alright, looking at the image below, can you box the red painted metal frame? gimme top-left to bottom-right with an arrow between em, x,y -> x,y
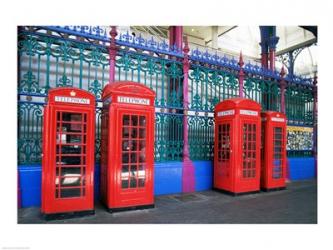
261,111 -> 287,190
214,98 -> 261,194
41,87 -> 95,215
101,81 -> 155,210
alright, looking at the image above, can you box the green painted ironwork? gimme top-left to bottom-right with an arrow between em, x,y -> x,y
285,84 -> 314,126
17,28 -> 316,165
244,77 -> 281,112
155,113 -> 183,161
18,32 -> 109,98
187,65 -> 238,161
287,150 -> 313,157
188,115 -> 214,160
115,51 -> 183,108
188,65 -> 239,111
18,102 -> 44,164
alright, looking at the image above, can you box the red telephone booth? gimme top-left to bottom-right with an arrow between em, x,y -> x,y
41,87 -> 95,219
261,111 -> 287,191
101,81 -> 155,212
214,98 -> 261,195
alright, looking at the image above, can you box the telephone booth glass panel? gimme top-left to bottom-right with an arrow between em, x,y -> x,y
242,123 -> 257,179
273,127 -> 283,179
55,111 -> 87,199
121,114 -> 147,190
42,88 -> 95,217
217,123 -> 231,178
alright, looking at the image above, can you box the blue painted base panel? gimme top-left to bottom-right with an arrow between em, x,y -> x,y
288,157 -> 315,180
18,158 -> 315,208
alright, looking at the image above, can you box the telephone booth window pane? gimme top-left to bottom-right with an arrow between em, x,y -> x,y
131,128 -> 138,138
139,116 -> 146,126
122,128 -> 129,138
242,123 -> 256,178
139,128 -> 145,138
273,127 -> 283,179
139,151 -> 146,163
55,111 -> 87,199
131,116 -> 138,126
122,140 -> 130,151
139,140 -> 145,150
131,153 -> 137,163
122,153 -> 129,163
60,189 -> 81,198
123,115 -> 130,125
132,141 -> 137,151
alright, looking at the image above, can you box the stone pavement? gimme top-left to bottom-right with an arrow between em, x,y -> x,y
18,179 -> 317,224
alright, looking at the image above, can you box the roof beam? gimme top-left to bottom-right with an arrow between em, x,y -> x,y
276,37 -> 317,56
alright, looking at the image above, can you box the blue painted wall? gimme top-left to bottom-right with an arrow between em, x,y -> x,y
18,165 -> 42,208
154,161 -> 182,195
17,157 -> 315,208
193,161 -> 213,191
288,158 -> 316,180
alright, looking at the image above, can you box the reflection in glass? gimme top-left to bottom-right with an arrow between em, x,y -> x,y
131,128 -> 138,138
130,177 -> 137,188
139,116 -> 146,126
139,140 -> 145,150
139,128 -> 145,138
60,188 -> 81,198
131,116 -> 138,126
122,128 -> 129,138
123,115 -> 130,125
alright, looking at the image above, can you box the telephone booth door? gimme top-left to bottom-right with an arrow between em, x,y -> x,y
261,111 -> 287,190
101,81 -> 155,212
214,98 -> 261,195
41,88 -> 95,218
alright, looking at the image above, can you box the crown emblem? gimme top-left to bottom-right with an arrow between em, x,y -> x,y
70,91 -> 76,97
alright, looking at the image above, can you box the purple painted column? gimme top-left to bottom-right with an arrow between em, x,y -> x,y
313,74 -> 318,178
280,66 -> 286,113
109,26 -> 117,83
182,36 -> 195,193
238,51 -> 245,98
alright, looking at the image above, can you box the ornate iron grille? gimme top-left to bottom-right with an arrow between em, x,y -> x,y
17,26 -> 316,164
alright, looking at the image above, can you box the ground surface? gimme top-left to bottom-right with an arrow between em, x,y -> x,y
18,179 -> 317,224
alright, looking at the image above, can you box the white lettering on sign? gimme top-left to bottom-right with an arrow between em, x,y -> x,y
117,96 -> 150,105
217,110 -> 235,117
240,109 -> 258,116
271,117 -> 285,122
55,96 -> 90,105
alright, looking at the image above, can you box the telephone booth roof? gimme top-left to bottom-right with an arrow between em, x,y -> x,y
261,111 -> 286,119
47,87 -> 95,106
102,81 -> 156,100
215,98 -> 261,111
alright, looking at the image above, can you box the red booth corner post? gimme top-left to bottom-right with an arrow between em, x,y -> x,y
42,87 -> 95,220
101,81 -> 156,212
214,98 -> 261,195
261,111 -> 287,191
